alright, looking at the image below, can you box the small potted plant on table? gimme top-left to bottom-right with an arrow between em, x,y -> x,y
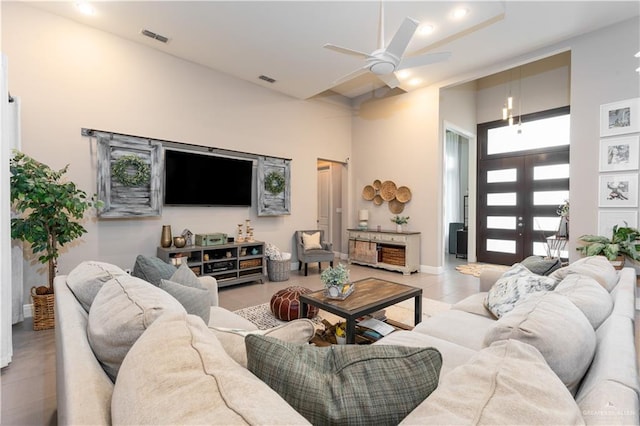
391,215 -> 409,232
321,263 -> 353,299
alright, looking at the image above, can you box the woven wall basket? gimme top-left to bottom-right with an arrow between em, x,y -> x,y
396,186 -> 412,203
380,180 -> 397,201
362,185 -> 375,201
389,198 -> 405,214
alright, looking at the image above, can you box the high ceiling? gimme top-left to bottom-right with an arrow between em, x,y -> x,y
25,1 -> 640,100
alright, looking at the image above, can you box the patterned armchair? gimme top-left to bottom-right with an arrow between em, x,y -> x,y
295,230 -> 334,276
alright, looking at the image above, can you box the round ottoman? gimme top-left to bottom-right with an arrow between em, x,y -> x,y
270,286 -> 319,321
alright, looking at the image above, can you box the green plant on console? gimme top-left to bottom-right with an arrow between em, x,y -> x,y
10,151 -> 102,290
391,215 -> 410,225
576,225 -> 640,261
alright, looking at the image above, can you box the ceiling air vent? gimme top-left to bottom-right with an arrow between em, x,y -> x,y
258,75 -> 276,83
140,29 -> 169,44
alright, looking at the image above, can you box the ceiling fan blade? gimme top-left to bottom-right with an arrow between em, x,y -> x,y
332,66 -> 370,86
397,51 -> 452,70
323,43 -> 369,58
385,17 -> 419,60
377,72 -> 401,89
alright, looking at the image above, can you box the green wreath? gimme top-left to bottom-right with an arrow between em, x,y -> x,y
111,155 -> 151,187
264,170 -> 286,194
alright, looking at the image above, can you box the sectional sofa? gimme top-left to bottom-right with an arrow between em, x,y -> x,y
55,255 -> 638,425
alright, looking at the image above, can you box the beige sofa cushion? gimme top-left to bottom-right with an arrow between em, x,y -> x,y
451,292 -> 493,318
400,339 -> 585,425
550,255 -> 618,291
414,309 -> 496,351
112,312 -> 310,425
66,261 -> 128,312
246,335 -> 441,426
88,275 -> 185,381
484,292 -> 596,395
610,268 -> 637,320
554,274 -> 613,328
209,319 -> 315,368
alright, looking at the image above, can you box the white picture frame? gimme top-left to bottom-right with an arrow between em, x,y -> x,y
600,97 -> 640,137
599,135 -> 640,172
598,173 -> 638,207
598,210 -> 638,237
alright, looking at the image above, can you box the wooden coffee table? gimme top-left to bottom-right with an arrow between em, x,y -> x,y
299,277 -> 422,344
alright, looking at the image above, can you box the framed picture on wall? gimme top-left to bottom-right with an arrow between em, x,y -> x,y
600,97 -> 640,137
598,173 -> 638,207
598,210 -> 638,238
599,135 -> 639,172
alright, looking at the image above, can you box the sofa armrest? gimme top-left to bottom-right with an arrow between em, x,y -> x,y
479,269 -> 504,292
197,275 -> 219,307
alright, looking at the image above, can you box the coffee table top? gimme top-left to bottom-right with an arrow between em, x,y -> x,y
299,277 -> 422,319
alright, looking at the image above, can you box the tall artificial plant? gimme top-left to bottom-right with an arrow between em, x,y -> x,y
10,151 -> 99,290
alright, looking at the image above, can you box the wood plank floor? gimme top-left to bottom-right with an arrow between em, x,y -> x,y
0,255 -> 524,425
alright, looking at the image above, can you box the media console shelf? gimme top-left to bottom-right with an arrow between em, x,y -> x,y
157,241 -> 265,288
347,229 -> 420,275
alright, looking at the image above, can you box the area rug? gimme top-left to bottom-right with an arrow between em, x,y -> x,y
456,263 -> 510,277
233,297 -> 451,330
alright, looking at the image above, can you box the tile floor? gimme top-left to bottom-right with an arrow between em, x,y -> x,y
0,255 -> 496,425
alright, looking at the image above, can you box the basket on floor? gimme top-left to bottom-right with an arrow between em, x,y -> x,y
267,259 -> 290,282
31,287 -> 55,331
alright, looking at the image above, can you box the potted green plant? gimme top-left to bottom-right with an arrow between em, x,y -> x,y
391,215 -> 409,232
10,151 -> 100,292
576,224 -> 640,268
321,263 -> 352,299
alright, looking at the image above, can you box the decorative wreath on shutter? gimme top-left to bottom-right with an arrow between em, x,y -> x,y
264,171 -> 286,194
111,155 -> 151,187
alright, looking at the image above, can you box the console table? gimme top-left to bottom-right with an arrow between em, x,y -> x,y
347,229 -> 420,275
157,241 -> 265,288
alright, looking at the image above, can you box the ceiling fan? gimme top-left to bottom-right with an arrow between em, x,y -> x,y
323,2 -> 451,89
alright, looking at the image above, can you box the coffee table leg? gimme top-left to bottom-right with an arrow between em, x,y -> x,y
346,319 -> 356,344
414,296 -> 422,325
300,301 -> 308,319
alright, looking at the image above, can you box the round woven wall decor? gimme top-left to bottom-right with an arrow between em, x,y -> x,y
362,185 -> 375,200
396,186 -> 412,203
380,180 -> 397,201
389,198 -> 405,214
372,179 -> 382,190
373,194 -> 383,205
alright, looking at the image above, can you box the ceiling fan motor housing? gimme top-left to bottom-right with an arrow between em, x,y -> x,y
367,50 -> 400,75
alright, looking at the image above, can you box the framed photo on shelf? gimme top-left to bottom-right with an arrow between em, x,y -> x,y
599,135 -> 640,172
598,210 -> 638,238
598,173 -> 638,207
600,97 -> 640,137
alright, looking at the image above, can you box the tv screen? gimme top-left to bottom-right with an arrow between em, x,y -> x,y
164,150 -> 253,206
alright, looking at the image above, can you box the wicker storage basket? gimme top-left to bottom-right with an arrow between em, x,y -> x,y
267,258 -> 290,282
31,287 -> 55,331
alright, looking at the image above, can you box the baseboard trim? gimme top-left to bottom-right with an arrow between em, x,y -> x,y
421,265 -> 443,275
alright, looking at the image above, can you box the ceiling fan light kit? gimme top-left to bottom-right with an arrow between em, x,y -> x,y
323,2 -> 451,91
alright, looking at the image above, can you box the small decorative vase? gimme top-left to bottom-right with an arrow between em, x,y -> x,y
396,224 -> 403,233
336,335 -> 347,345
161,225 -> 172,248
173,236 -> 186,248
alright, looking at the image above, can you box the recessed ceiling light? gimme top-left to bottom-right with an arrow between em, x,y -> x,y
397,70 -> 410,80
408,78 -> 422,86
635,51 -> 640,58
418,24 -> 434,36
75,1 -> 95,16
451,7 -> 468,20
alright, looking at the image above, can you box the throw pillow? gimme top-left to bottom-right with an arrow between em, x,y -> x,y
88,275 -> 185,381
169,262 -> 203,289
484,292 -> 596,395
65,261 -> 128,312
160,279 -> 211,324
484,263 -> 558,318
401,339 -> 584,425
554,274 -> 613,329
131,254 -> 176,286
209,319 -> 315,367
245,335 -> 442,426
112,312 -> 310,425
520,255 -> 562,276
550,255 -> 618,291
302,232 -> 322,250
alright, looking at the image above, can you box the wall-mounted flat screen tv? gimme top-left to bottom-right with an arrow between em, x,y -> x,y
164,150 -> 253,206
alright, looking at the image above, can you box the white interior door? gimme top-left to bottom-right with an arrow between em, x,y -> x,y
317,167 -> 331,241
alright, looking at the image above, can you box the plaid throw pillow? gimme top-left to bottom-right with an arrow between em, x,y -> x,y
246,335 -> 442,425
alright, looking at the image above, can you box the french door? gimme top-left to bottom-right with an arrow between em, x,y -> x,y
476,107 -> 570,265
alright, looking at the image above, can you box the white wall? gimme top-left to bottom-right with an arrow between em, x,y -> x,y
1,3 -> 352,297
569,17 -> 640,261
